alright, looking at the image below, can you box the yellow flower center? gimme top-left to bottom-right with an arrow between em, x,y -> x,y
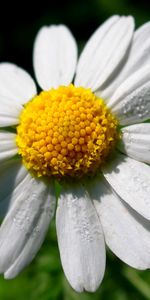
16,84 -> 118,178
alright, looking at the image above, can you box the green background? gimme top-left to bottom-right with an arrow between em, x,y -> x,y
0,0 -> 150,299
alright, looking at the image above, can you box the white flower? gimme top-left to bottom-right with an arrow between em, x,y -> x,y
0,15 -> 150,293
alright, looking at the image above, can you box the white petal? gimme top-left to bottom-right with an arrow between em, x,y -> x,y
88,177 -> 150,269
100,22 -> 150,99
118,123 -> 150,163
33,25 -> 77,90
0,131 -> 18,162
0,159 -> 27,217
0,63 -> 37,104
0,63 -> 37,127
0,96 -> 22,126
108,66 -> 150,125
0,159 -> 27,204
56,184 -> 105,292
75,16 -> 134,91
0,175 -> 56,276
102,152 -> 150,220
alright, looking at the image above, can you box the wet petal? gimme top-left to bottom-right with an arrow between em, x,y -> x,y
108,66 -> 150,125
56,184 -> 105,292
89,177 -> 150,269
102,152 -> 150,220
118,123 -> 150,164
0,175 -> 56,276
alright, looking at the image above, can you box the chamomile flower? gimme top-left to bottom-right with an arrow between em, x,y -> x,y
0,15 -> 150,292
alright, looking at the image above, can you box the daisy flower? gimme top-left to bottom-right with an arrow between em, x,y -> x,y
0,15 -> 150,293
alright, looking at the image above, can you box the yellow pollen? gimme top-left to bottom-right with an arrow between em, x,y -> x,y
16,84 -> 119,178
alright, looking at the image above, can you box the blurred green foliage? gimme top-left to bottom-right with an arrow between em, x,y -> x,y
0,221 -> 150,300
0,0 -> 150,299
1,0 -> 150,72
